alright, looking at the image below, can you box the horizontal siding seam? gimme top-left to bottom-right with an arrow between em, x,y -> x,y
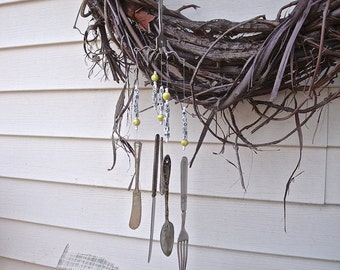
190,241 -> 340,264
0,175 -> 125,192
0,217 -> 339,264
0,0 -> 33,7
0,133 -> 112,141
0,88 -> 119,94
0,216 -> 147,246
0,134 -> 334,149
0,40 -> 83,51
0,175 -> 330,207
0,256 -> 55,270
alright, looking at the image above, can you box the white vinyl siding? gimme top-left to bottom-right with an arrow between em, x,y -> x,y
0,0 -> 339,269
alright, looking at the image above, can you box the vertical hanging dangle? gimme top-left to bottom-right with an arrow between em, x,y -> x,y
157,86 -> 165,124
132,84 -> 140,129
151,71 -> 159,110
181,107 -> 189,149
163,87 -> 171,142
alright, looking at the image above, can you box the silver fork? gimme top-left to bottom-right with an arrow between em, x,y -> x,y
177,156 -> 189,270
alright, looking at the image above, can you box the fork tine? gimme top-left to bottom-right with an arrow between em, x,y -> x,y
184,240 -> 188,268
183,242 -> 187,270
177,241 -> 182,269
177,241 -> 182,270
177,237 -> 188,270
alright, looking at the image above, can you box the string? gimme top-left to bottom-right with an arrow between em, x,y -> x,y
181,59 -> 189,149
163,54 -> 171,142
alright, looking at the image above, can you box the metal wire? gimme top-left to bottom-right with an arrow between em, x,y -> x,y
57,245 -> 119,270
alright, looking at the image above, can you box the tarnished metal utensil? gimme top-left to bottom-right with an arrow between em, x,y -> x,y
177,156 -> 189,270
129,141 -> 142,230
148,134 -> 160,263
159,137 -> 164,195
160,155 -> 174,256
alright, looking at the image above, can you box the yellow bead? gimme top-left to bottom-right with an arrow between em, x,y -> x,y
151,72 -> 159,82
162,91 -> 170,100
157,114 -> 164,121
181,139 -> 189,147
132,118 -> 140,126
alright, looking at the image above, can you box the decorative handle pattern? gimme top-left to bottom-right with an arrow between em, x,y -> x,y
159,137 -> 164,195
163,155 -> 171,219
180,156 -> 188,212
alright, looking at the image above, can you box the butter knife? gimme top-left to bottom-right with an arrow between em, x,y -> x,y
129,141 -> 142,230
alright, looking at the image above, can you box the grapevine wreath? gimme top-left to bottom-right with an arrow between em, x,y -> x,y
77,0 -> 340,215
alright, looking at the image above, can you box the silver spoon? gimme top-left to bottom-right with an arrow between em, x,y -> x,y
160,155 -> 174,256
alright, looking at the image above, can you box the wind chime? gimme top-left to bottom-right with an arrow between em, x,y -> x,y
77,0 -> 340,268
127,1 -> 190,269
130,0 -> 189,148
131,58 -> 189,148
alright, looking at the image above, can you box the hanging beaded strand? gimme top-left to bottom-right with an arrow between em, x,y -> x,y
180,59 -> 188,149
163,87 -> 170,142
151,71 -> 158,111
157,86 -> 165,124
162,52 -> 172,142
132,84 -> 140,129
181,107 -> 189,149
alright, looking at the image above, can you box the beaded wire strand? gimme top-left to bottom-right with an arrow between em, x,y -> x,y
132,84 -> 140,129
181,59 -> 189,149
163,55 -> 171,142
181,106 -> 188,149
158,85 -> 165,124
151,71 -> 158,111
163,87 -> 170,142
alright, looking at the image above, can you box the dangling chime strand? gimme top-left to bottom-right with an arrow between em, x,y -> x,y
163,54 -> 171,142
163,87 -> 170,142
181,107 -> 189,149
181,58 -> 189,148
157,86 -> 165,123
151,71 -> 158,110
132,84 -> 140,129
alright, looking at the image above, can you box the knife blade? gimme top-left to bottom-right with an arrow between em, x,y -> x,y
148,134 -> 160,262
129,141 -> 142,230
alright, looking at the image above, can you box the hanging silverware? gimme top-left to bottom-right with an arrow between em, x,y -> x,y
177,156 -> 189,270
148,134 -> 160,263
159,136 -> 164,195
129,141 -> 142,230
160,155 -> 174,256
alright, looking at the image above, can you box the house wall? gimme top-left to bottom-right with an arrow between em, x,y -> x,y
0,0 -> 339,269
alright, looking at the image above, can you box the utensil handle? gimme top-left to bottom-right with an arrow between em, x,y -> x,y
163,155 -> 171,218
180,156 -> 188,212
158,0 -> 163,32
152,134 -> 160,197
159,137 -> 164,195
134,141 -> 142,190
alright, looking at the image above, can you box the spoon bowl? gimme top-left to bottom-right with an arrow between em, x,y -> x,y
160,220 -> 174,256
